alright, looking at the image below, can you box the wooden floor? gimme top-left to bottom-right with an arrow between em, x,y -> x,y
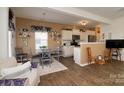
39,57 -> 124,86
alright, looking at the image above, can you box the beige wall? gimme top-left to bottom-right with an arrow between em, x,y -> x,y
80,43 -> 105,64
16,17 -> 99,56
16,17 -> 76,55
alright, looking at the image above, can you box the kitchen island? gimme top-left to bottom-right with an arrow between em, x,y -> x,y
74,42 -> 106,66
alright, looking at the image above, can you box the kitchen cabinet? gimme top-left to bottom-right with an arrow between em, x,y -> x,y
80,32 -> 86,41
72,29 -> 80,35
62,30 -> 72,40
80,30 -> 96,42
62,46 -> 74,57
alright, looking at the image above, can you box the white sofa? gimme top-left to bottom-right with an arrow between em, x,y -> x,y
0,57 -> 40,86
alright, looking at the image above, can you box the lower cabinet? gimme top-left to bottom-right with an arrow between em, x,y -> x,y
62,46 -> 74,57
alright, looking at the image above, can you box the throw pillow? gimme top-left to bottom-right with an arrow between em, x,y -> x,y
1,62 -> 31,79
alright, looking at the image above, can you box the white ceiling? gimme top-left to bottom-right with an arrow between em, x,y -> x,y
12,7 -> 124,27
12,7 -> 99,26
12,7 -> 82,24
77,7 -> 124,19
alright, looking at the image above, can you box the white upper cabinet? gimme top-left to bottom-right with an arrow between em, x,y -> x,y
72,29 -> 80,35
80,31 -> 86,41
62,30 -> 72,40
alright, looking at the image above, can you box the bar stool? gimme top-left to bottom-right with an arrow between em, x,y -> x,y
86,47 -> 96,64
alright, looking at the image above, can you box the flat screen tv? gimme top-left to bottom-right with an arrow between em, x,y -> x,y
106,39 -> 124,48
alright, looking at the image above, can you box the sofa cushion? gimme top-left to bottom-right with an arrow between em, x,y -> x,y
1,61 -> 31,79
0,57 -> 17,69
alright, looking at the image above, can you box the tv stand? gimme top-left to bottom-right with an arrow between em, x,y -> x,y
109,48 -> 121,62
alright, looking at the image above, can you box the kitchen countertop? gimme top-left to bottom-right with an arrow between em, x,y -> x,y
80,42 -> 105,44
74,46 -> 80,48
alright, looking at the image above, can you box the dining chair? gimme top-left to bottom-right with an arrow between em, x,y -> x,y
104,49 -> 111,63
51,46 -> 63,61
86,47 -> 96,64
15,47 -> 29,63
40,48 -> 52,68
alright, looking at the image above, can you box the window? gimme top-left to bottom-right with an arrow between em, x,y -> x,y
35,32 -> 48,50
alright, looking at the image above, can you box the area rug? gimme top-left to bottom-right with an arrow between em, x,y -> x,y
38,59 -> 68,76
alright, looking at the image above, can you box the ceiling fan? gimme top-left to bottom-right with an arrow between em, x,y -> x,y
79,20 -> 95,32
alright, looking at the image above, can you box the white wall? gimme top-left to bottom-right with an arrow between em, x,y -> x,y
101,16 -> 124,61
8,31 -> 16,57
0,7 -> 9,59
101,16 -> 124,39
